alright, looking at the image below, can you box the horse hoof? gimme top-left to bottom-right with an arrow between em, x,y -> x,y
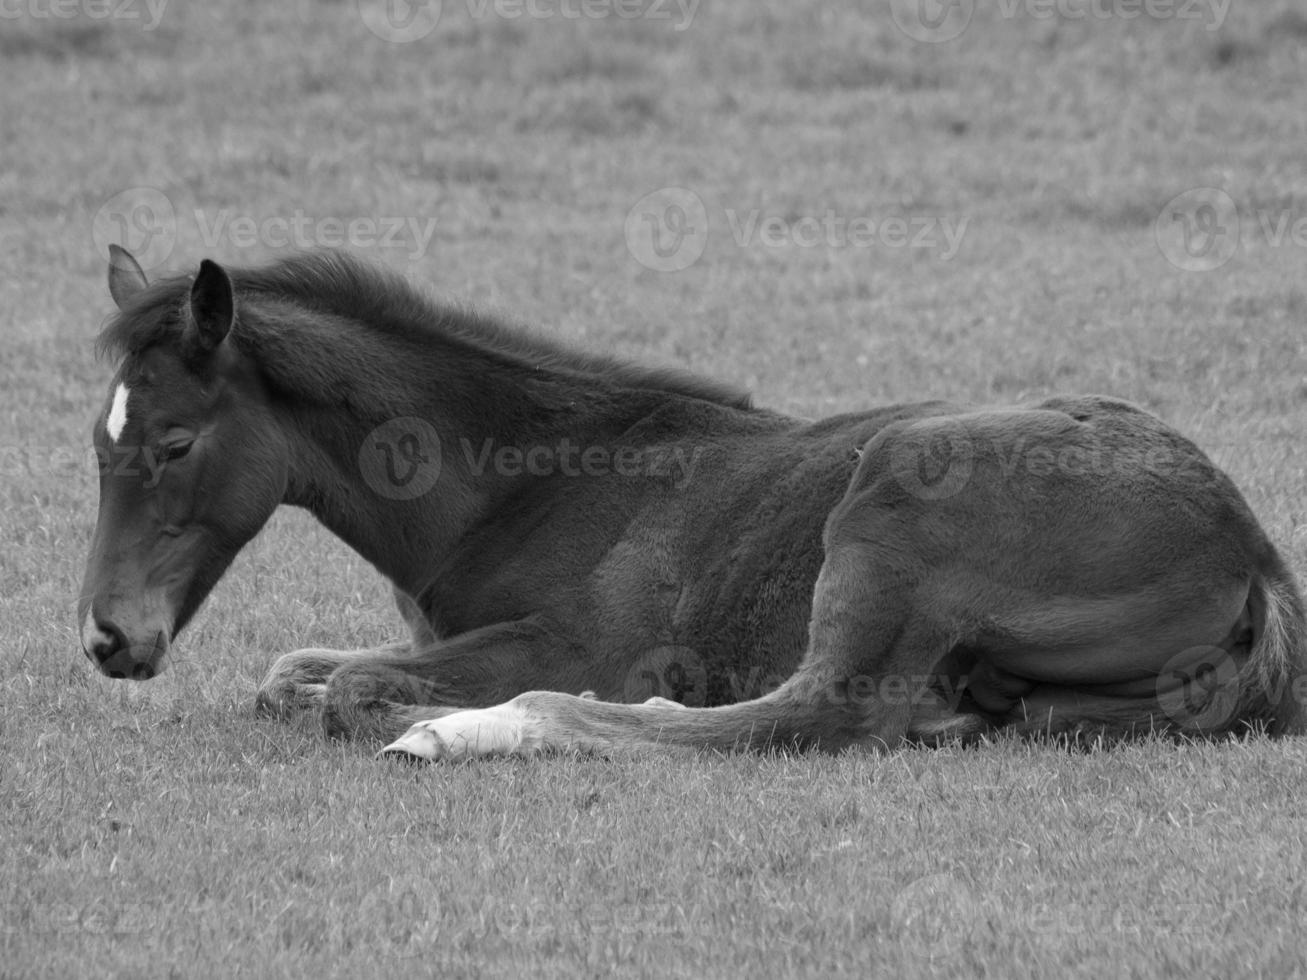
377,725 -> 444,762
255,682 -> 326,717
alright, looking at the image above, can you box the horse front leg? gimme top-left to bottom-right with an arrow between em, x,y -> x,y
319,617 -> 576,743
254,642 -> 410,717
254,586 -> 432,717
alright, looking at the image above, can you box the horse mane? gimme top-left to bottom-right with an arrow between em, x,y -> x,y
96,250 -> 753,412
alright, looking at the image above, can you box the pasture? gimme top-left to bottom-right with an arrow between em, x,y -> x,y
3,0 -> 1307,976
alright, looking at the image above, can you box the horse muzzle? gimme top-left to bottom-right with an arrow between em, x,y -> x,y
79,608 -> 169,681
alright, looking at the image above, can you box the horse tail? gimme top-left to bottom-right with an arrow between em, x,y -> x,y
1243,567 -> 1307,735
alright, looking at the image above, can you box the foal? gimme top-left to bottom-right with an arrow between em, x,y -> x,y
78,247 -> 1306,758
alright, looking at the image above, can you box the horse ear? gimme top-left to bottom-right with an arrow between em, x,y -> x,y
108,245 -> 148,309
187,258 -> 234,351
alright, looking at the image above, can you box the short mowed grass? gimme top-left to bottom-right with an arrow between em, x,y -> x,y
3,1 -> 1307,977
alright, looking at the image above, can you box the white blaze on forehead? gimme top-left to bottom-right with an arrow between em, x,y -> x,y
106,383 -> 130,443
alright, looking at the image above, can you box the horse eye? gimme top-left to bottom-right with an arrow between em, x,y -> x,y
160,439 -> 194,462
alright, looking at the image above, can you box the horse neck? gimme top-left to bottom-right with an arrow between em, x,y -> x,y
275,354 -> 659,598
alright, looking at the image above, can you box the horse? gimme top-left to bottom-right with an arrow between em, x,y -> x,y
79,245 -> 1307,761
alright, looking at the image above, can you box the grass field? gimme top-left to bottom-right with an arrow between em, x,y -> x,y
3,0 -> 1307,976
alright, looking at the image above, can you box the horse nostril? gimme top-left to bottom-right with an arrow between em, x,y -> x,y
84,617 -> 127,668
81,615 -> 164,681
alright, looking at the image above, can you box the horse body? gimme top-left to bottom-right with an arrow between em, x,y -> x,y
385,395 -> 1305,760
79,247 -> 1307,760
404,403 -> 945,706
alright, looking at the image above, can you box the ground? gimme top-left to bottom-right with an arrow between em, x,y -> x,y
2,1 -> 1306,976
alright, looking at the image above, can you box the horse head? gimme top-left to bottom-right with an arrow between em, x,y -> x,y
78,247 -> 287,679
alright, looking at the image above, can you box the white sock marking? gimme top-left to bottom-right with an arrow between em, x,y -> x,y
106,383 -> 130,443
378,702 -> 535,761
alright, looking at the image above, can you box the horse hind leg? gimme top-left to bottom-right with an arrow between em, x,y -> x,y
993,576 -> 1306,741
